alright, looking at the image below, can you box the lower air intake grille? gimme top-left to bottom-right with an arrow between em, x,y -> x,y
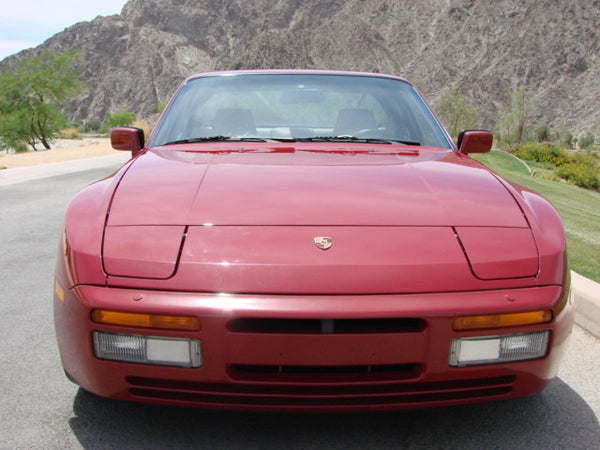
228,318 -> 425,334
127,375 -> 515,409
229,363 -> 421,382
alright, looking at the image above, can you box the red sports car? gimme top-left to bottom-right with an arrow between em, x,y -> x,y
54,70 -> 573,411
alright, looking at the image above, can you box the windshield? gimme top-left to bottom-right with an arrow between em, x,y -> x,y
149,73 -> 453,149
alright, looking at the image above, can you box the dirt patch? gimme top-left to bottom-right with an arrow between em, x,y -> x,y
0,139 -> 120,169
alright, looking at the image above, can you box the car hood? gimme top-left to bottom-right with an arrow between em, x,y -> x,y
101,145 -> 540,293
106,145 -> 527,228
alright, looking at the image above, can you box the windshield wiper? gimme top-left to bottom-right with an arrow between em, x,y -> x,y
162,136 -> 267,145
381,138 -> 421,146
162,135 -> 421,146
286,136 -> 421,146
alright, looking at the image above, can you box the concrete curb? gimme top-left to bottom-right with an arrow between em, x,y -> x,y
572,271 -> 600,339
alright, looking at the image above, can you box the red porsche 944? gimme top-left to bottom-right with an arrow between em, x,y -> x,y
54,70 -> 573,411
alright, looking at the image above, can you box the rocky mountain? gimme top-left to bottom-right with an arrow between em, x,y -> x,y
2,0 -> 599,136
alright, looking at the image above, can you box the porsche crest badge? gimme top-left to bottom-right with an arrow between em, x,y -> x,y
313,236 -> 333,250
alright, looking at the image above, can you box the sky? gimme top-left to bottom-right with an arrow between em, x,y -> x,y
0,0 -> 130,60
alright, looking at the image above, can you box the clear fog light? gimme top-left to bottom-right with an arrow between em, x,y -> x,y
93,331 -> 202,368
449,330 -> 549,367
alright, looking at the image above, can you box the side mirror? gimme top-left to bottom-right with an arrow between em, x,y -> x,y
457,130 -> 493,154
111,127 -> 145,157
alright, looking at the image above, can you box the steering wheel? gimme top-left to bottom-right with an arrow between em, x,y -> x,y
353,128 -> 380,138
353,126 -> 390,138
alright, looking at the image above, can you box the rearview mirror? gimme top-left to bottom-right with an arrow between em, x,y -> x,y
457,130 -> 493,154
111,127 -> 145,157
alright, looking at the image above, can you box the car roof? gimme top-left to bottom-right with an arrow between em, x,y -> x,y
185,69 -> 410,84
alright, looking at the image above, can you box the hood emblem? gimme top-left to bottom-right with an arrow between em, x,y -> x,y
313,237 -> 333,250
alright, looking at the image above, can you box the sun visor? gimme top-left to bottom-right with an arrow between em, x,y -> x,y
456,227 -> 539,280
103,226 -> 186,279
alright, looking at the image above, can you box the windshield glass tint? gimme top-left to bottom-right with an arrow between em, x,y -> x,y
150,73 -> 453,148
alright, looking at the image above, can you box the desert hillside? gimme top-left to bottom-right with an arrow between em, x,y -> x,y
2,0 -> 599,135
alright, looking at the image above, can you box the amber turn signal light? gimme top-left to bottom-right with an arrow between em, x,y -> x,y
54,279 -> 65,303
453,310 -> 552,330
91,309 -> 200,331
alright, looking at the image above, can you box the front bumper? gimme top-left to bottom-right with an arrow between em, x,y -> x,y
54,284 -> 573,411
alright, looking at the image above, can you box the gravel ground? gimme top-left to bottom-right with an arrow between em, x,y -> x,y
0,138 -> 118,168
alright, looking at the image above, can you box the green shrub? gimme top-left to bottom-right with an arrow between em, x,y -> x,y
513,143 -> 599,189
572,152 -> 599,167
85,119 -> 103,132
513,143 -> 571,167
579,133 -> 596,149
107,111 -> 137,128
555,162 -> 599,189
13,142 -> 29,153
562,132 -> 574,148
536,124 -> 550,142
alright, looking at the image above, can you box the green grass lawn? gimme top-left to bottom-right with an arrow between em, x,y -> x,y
473,150 -> 600,283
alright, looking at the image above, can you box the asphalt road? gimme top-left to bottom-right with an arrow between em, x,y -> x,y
1,162 -> 599,449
